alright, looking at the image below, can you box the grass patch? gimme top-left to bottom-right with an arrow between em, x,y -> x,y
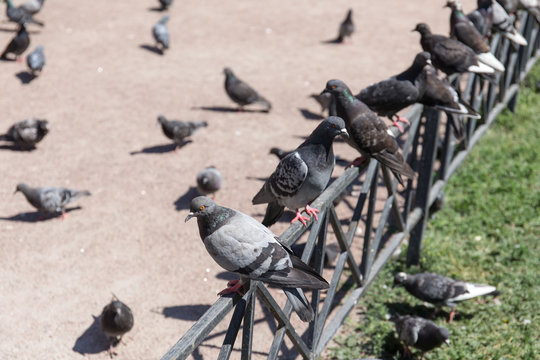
326,63 -> 540,360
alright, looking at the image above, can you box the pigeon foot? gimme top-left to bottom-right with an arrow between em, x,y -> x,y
218,279 -> 245,296
346,156 -> 366,168
61,213 -> 67,220
107,344 -> 118,358
291,209 -> 311,226
391,114 -> 410,133
403,345 -> 412,358
448,308 -> 457,322
304,205 -> 319,221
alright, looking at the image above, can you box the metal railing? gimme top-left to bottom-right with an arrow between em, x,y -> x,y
162,11 -> 539,360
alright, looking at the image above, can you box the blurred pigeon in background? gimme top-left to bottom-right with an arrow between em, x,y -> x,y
185,196 -> 329,322
20,0 -> 46,15
1,23 -> 30,61
152,15 -> 169,54
26,45 -> 45,75
334,9 -> 354,43
0,118 -> 49,148
393,272 -> 498,322
14,183 -> 91,219
492,0 -> 528,45
223,67 -> 272,112
467,0 -> 495,37
157,115 -> 207,149
4,0 -> 43,26
252,116 -> 348,227
309,92 -> 333,116
391,314 -> 450,358
100,296 -> 134,358
196,166 -> 222,198
158,0 -> 173,11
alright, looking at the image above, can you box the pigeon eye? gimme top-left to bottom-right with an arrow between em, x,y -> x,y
199,205 -> 205,211
331,124 -> 337,129
331,85 -> 337,89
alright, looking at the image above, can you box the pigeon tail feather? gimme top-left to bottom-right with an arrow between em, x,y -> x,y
476,52 -> 505,72
503,30 -> 528,46
450,284 -> 497,302
261,201 -> 285,227
467,62 -> 495,74
283,287 -> 314,322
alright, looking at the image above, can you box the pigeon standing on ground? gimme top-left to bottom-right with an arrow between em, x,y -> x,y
157,115 -> 208,149
158,0 -> 173,10
252,116 -> 348,227
413,23 -> 496,76
14,183 -> 91,219
322,79 -> 415,186
185,196 -> 329,322
20,0 -> 45,15
335,9 -> 354,43
1,23 -> 30,61
100,296 -> 134,358
4,0 -> 43,26
357,51 -> 432,132
152,15 -> 169,54
26,45 -> 45,75
447,0 -> 506,72
492,0 -> 528,45
391,314 -> 450,358
196,166 -> 222,198
393,272 -> 498,322
223,67 -> 272,112
0,118 -> 49,148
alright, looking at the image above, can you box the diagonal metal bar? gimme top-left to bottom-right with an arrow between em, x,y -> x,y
359,163 -> 379,279
218,295 -> 249,360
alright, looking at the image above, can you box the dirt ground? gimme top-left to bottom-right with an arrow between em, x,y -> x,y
0,1 -> 476,359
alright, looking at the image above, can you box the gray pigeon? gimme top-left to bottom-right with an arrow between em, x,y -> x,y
356,51 -> 432,132
15,183 -> 91,219
1,23 -> 30,61
20,0 -> 46,15
185,196 -> 329,322
26,45 -> 45,75
322,79 -> 415,186
391,314 -> 450,358
492,0 -> 528,45
100,296 -> 134,358
157,115 -> 207,148
196,166 -> 222,198
223,67 -> 272,112
152,15 -> 169,54
336,9 -> 354,43
447,0 -> 505,72
252,116 -> 348,227
0,118 -> 49,148
4,0 -> 43,26
413,23 -> 495,76
467,0 -> 494,37
158,0 -> 173,10
394,272 -> 498,322
518,0 -> 540,24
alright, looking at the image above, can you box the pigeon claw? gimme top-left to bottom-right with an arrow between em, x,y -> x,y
218,279 -> 245,296
346,156 -> 366,168
291,209 -> 311,226
391,114 -> 410,133
448,308 -> 457,323
304,205 -> 319,221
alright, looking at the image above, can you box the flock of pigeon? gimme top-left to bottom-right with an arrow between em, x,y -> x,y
1,0 -> 535,358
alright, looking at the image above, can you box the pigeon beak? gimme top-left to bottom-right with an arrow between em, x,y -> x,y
426,59 -> 432,65
444,339 -> 451,347
340,129 -> 349,138
320,88 -> 330,95
184,212 -> 195,222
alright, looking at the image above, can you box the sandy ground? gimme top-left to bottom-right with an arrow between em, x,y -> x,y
0,1 -> 476,359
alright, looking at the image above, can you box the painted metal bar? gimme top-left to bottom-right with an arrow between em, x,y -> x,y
241,289 -> 256,360
359,164 -> 379,279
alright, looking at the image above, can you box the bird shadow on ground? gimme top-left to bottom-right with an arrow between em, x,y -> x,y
139,44 -> 163,55
15,71 -> 37,84
215,271 -> 237,282
384,301 -> 473,322
0,144 -> 36,152
0,26 -> 41,34
321,38 -> 344,44
298,108 -> 324,120
148,6 -> 167,12
192,106 -> 269,113
0,57 -> 17,62
174,186 -> 199,211
245,175 -> 267,183
130,142 -> 186,155
72,315 -> 109,356
0,207 -> 82,222
152,304 -> 212,321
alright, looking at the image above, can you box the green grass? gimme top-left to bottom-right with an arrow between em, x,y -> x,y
327,63 -> 540,360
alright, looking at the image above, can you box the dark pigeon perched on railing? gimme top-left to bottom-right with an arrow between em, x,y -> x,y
185,196 -> 329,322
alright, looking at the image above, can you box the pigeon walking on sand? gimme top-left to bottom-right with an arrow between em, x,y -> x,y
152,15 -> 169,54
0,118 -> 49,148
14,183 -> 91,219
393,272 -> 498,322
100,296 -> 134,358
391,314 -> 450,358
157,115 -> 207,149
335,9 -> 354,43
26,45 -> 45,75
323,79 -> 415,186
196,166 -> 222,198
185,196 -> 329,322
1,23 -> 30,61
4,0 -> 43,26
20,0 -> 46,15
223,67 -> 272,112
158,0 -> 173,10
252,116 -> 349,227
357,51 -> 432,132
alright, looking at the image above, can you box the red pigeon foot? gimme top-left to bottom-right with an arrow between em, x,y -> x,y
218,279 -> 245,296
304,205 -> 319,221
291,209 -> 310,226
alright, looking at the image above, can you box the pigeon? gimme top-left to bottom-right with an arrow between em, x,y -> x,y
185,196 -> 329,322
356,51 -> 432,132
158,0 -> 173,10
518,0 -> 540,24
309,92 -> 333,115
19,0 -> 45,15
252,116 -> 349,227
322,79 -> 415,186
157,115 -> 207,149
100,296 -> 134,358
420,62 -> 480,138
447,0 -> 506,72
393,272 -> 498,322
0,118 -> 49,148
152,15 -> 169,54
26,45 -> 45,75
1,23 -> 30,61
467,0 -> 495,37
391,314 -> 450,358
223,67 -> 272,112
492,0 -> 528,45
196,166 -> 222,198
4,0 -> 43,26
14,183 -> 91,219
335,9 -> 354,43
413,23 -> 496,76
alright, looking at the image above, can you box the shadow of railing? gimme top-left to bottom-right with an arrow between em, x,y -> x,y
161,11 -> 539,360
